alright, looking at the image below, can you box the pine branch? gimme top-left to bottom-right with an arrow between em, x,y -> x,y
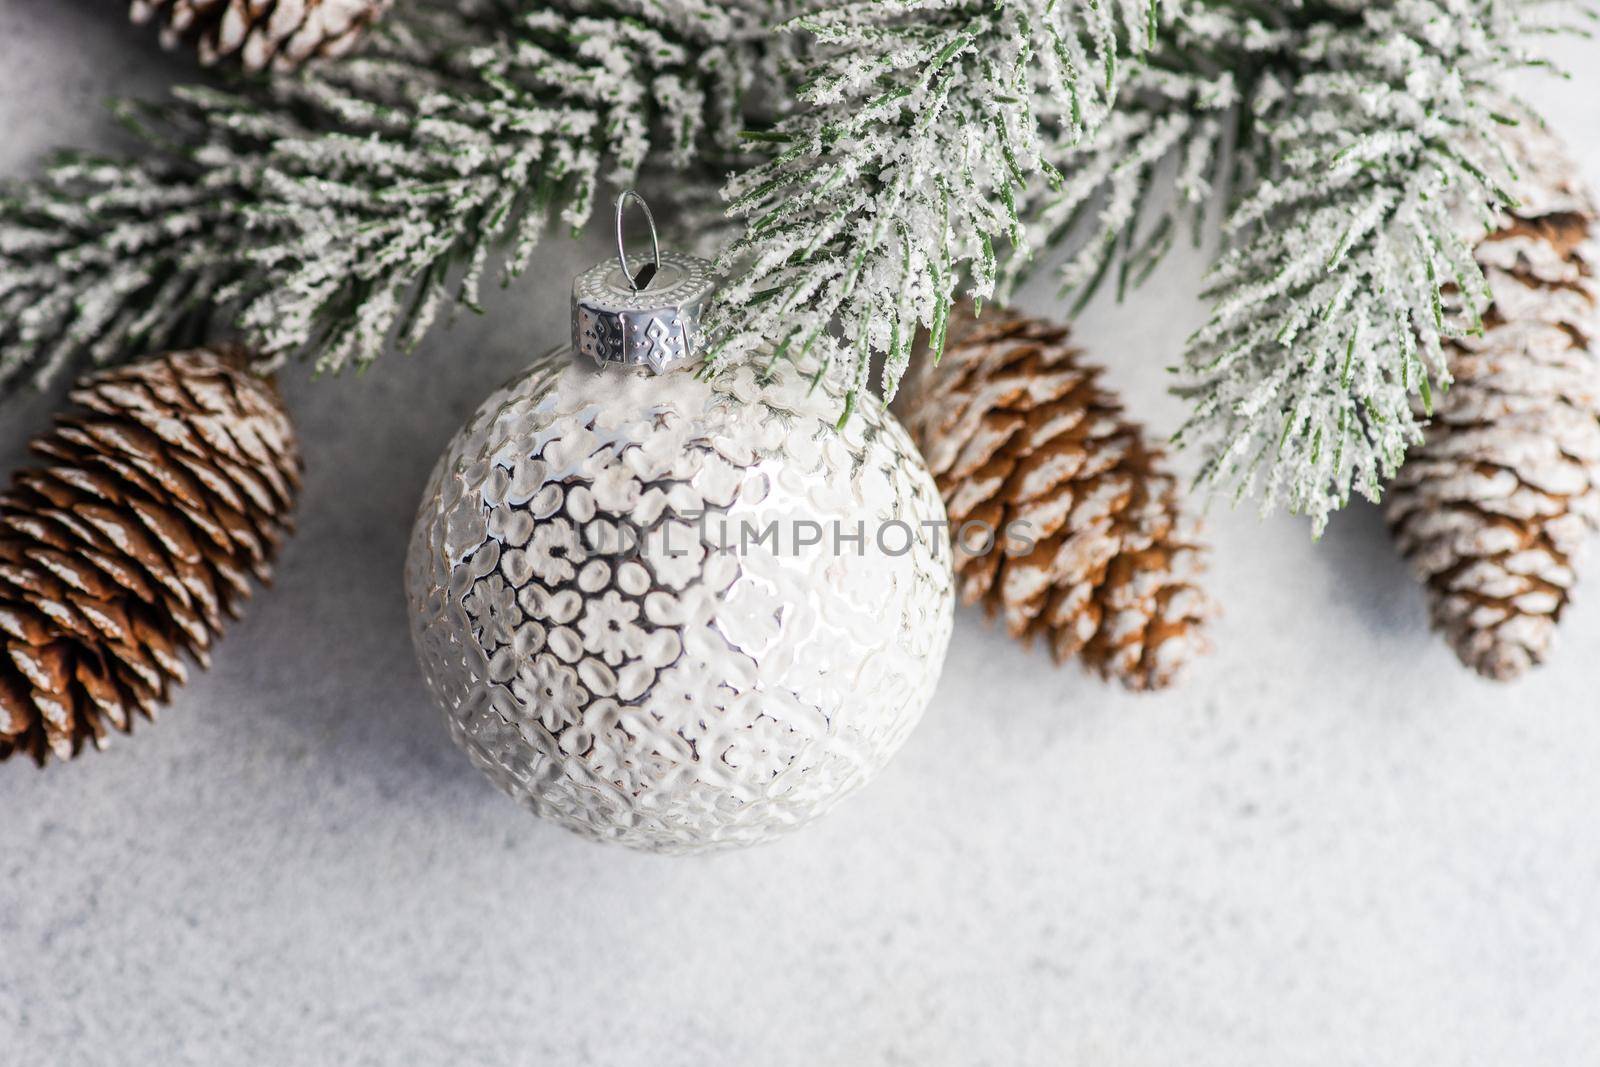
1177,0 -> 1584,532
0,139 -> 245,391
706,0 -> 1173,404
709,0 -> 1584,535
1024,31 -> 1244,310
0,1 -> 783,393
4,0 -> 1588,546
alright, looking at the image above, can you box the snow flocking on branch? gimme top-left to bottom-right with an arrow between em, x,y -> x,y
0,0 -> 1589,536
705,0 -> 1170,408
710,0 -> 1582,531
1177,0 -> 1578,532
0,0 -> 786,390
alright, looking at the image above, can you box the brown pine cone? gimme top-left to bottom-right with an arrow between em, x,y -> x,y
128,0 -> 392,72
1386,122 -> 1600,681
0,348 -> 301,765
899,301 -> 1215,691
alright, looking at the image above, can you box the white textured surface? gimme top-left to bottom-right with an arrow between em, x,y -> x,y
3,6 -> 1600,1064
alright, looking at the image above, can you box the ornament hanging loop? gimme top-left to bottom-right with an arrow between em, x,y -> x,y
574,192 -> 717,372
615,189 -> 661,291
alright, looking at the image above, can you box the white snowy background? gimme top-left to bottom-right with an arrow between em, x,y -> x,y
2,5 -> 1599,1064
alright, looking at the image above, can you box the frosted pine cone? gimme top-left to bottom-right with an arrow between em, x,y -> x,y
900,301 -> 1215,691
128,0 -> 392,72
1387,122 -> 1600,681
0,349 -> 301,765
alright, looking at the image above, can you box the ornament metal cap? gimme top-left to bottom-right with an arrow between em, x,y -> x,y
572,190 -> 717,374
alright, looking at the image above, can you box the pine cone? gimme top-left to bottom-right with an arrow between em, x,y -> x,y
0,349 -> 301,765
1387,123 -> 1600,681
128,0 -> 392,72
900,301 -> 1215,691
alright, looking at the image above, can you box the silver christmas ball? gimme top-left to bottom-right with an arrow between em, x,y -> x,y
404,349 -> 955,853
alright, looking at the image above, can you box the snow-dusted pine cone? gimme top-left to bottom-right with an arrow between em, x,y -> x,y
128,0 -> 392,72
1387,122 -> 1600,681
899,301 -> 1214,691
0,349 -> 301,765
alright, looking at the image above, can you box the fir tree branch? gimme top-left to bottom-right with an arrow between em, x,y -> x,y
0,1 -> 781,392
0,142 -> 243,391
1024,39 -> 1242,310
706,0 -> 1170,403
1177,0 -> 1583,532
2,0 -> 1588,546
